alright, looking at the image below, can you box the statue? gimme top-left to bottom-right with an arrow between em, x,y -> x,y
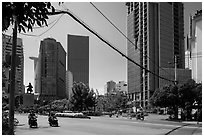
26,83 -> 33,94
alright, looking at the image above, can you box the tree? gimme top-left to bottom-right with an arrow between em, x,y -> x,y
69,82 -> 96,112
95,92 -> 128,112
150,84 -> 179,119
150,79 -> 202,120
178,79 -> 202,120
2,2 -> 57,134
2,2 -> 55,33
194,83 -> 202,107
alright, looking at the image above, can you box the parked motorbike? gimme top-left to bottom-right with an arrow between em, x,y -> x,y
109,113 -> 112,118
14,118 -> 19,126
136,113 -> 144,121
48,116 -> 58,127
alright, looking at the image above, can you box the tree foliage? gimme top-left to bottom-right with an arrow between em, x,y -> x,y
96,92 -> 128,112
69,82 -> 96,111
150,79 -> 202,119
150,84 -> 179,111
2,2 -> 55,32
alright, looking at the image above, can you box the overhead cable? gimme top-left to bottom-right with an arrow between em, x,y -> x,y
90,2 -> 173,79
49,9 -> 174,83
19,14 -> 64,37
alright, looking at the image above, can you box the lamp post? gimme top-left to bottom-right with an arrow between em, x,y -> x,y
174,55 -> 177,85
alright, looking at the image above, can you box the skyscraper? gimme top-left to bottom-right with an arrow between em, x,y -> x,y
115,81 -> 128,94
67,34 -> 89,86
2,34 -> 24,94
104,80 -> 116,95
189,10 -> 202,83
34,38 -> 66,101
126,2 -> 185,108
66,70 -> 73,100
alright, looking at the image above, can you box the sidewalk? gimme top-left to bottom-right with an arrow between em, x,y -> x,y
182,121 -> 202,125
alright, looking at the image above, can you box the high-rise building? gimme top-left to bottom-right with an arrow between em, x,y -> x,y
104,80 -> 116,95
115,81 -> 128,94
2,34 -> 24,94
185,50 -> 192,69
159,68 -> 191,87
66,71 -> 73,100
67,34 -> 89,85
33,38 -> 66,101
189,10 -> 202,83
29,57 -> 38,94
126,2 -> 185,108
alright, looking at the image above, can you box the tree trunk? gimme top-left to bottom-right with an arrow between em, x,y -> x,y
9,15 -> 17,135
173,106 -> 178,120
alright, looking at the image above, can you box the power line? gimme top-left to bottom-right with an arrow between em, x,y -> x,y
90,2 -> 173,80
61,4 -> 127,56
19,14 -> 64,37
50,9 -> 174,83
32,16 -> 62,29
89,2 -> 136,55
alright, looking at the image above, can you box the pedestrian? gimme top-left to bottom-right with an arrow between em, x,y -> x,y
116,111 -> 119,118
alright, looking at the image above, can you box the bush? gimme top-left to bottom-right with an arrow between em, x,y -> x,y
82,111 -> 102,116
2,111 -> 9,135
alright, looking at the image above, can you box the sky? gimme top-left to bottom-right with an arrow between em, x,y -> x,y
3,2 -> 202,95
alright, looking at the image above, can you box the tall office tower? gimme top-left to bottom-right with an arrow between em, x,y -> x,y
115,81 -> 128,94
189,10 -> 202,83
67,34 -> 89,86
104,80 -> 116,95
66,70 -> 73,100
35,38 -> 66,101
185,50 -> 192,69
29,57 -> 39,94
126,2 -> 185,108
2,34 -> 24,94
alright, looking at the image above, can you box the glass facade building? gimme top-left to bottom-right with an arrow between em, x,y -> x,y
126,2 -> 185,108
35,38 -> 66,101
2,34 -> 24,94
67,34 -> 89,86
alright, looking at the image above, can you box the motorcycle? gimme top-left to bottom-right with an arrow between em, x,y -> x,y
29,116 -> 38,128
14,118 -> 19,126
48,116 -> 58,127
109,113 -> 112,118
136,113 -> 144,121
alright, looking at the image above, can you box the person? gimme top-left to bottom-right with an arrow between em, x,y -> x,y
28,110 -> 36,125
140,110 -> 144,119
48,111 -> 56,122
48,111 -> 58,126
116,111 -> 119,118
136,107 -> 144,120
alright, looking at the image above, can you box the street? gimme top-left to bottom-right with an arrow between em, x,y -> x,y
14,113 -> 202,135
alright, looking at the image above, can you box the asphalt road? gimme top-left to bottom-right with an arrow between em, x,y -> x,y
14,113 -> 202,135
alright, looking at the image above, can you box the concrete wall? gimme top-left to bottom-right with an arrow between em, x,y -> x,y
23,93 -> 34,107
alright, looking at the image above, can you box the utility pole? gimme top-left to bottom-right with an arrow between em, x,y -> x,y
174,55 -> 177,85
9,13 -> 17,134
